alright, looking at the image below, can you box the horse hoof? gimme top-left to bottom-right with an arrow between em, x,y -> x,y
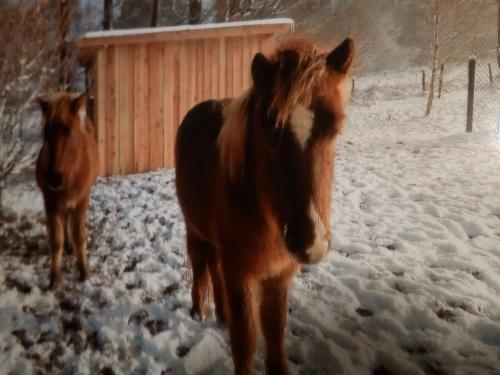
79,267 -> 90,282
190,308 -> 205,322
49,277 -> 61,291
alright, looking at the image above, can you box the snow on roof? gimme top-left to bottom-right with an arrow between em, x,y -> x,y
81,18 -> 294,41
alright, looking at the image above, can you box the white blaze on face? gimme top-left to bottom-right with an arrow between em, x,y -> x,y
78,106 -> 86,127
305,204 -> 329,264
289,105 -> 314,149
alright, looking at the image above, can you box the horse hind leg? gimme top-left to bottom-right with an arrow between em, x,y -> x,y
187,231 -> 212,321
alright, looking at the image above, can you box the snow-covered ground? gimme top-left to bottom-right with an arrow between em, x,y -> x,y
1,71 -> 500,375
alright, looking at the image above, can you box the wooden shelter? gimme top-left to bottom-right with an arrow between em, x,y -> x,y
78,18 -> 294,176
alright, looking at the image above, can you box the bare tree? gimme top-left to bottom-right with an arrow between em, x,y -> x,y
58,0 -> 77,90
497,0 -> 500,69
189,0 -> 202,24
151,0 -> 160,27
103,0 -> 113,30
426,0 -> 440,116
0,2 -> 57,215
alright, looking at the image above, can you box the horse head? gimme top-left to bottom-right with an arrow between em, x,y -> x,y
251,38 -> 355,264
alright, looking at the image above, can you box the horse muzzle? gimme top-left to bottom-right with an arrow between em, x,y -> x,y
283,212 -> 331,265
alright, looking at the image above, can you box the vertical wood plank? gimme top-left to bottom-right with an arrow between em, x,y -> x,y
242,35 -> 251,91
203,39 -> 212,100
249,36 -> 260,88
148,42 -> 164,170
188,41 -> 197,111
218,37 -> 226,99
211,39 -> 219,99
260,34 -> 275,56
173,42 -> 180,166
225,37 -> 233,98
104,46 -> 118,176
232,36 -> 242,96
117,45 -> 134,174
195,39 -> 204,104
96,48 -> 106,176
179,40 -> 189,124
163,42 -> 177,168
133,43 -> 150,172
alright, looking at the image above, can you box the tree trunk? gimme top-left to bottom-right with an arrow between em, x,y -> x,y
103,0 -> 113,30
426,0 -> 439,116
497,0 -> 499,70
151,0 -> 160,27
58,0 -> 73,90
188,0 -> 202,24
215,0 -> 227,22
229,0 -> 240,19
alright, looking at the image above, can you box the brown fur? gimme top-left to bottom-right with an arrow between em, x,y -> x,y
175,37 -> 354,374
36,92 -> 99,290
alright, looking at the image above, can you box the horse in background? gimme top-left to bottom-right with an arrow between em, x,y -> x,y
175,37 -> 354,374
36,93 -> 99,290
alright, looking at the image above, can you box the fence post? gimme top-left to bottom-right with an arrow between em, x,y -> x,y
351,77 -> 355,97
437,63 -> 445,98
466,57 -> 476,133
488,63 -> 494,84
422,70 -> 426,91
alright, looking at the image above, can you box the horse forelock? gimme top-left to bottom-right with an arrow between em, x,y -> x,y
217,90 -> 251,184
268,38 -> 327,128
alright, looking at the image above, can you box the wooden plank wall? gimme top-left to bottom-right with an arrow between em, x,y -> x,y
95,33 -> 278,176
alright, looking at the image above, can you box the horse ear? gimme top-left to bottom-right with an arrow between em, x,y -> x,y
251,53 -> 275,89
37,96 -> 51,119
71,93 -> 87,124
326,38 -> 355,75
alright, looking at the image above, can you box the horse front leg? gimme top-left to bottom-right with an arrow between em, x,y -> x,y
224,271 -> 258,375
207,252 -> 227,325
70,197 -> 90,282
260,265 -> 297,375
46,210 -> 64,290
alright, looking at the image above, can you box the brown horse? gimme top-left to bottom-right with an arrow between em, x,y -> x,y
175,37 -> 354,374
36,93 -> 99,290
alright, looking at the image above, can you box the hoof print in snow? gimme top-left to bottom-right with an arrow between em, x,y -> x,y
62,316 -> 82,333
124,256 -> 142,272
356,308 -> 374,317
68,331 -> 87,354
128,309 -> 150,325
436,308 -> 456,322
471,270 -> 481,280
5,275 -> 32,294
12,329 -> 35,349
144,319 -> 169,336
403,344 -> 428,355
385,243 -> 397,251
59,298 -> 81,313
176,345 -> 190,358
393,282 -> 408,294
163,282 -> 180,296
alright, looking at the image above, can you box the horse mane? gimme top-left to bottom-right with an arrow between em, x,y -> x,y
217,37 -> 327,184
217,91 -> 251,183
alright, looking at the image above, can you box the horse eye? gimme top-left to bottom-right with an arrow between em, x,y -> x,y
62,127 -> 70,136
